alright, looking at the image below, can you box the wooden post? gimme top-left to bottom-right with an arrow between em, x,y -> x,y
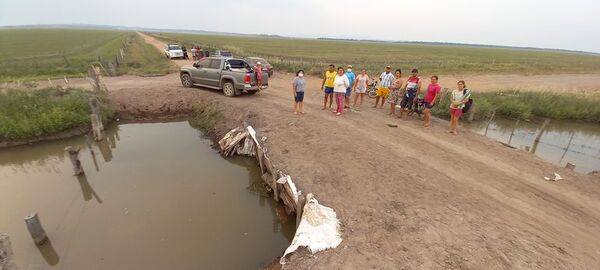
295,194 -> 305,229
467,103 -> 477,122
508,119 -> 520,145
484,110 -> 496,136
47,78 -> 54,87
273,177 -> 280,202
107,61 -> 117,77
64,146 -> 84,175
119,48 -> 125,61
63,75 -> 69,85
89,98 -> 104,130
88,65 -> 108,92
25,213 -> 48,246
91,114 -> 103,141
256,147 -> 265,174
0,233 -> 16,270
530,119 -> 551,154
88,65 -> 99,92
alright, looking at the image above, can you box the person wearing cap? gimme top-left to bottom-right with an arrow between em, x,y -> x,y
344,65 -> 356,108
254,62 -> 264,92
374,66 -> 395,108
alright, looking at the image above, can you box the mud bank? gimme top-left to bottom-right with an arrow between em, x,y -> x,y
0,126 -> 91,148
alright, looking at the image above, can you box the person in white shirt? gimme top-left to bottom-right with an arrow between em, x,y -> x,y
333,67 -> 350,116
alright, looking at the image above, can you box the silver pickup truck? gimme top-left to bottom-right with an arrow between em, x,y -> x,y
180,57 -> 268,97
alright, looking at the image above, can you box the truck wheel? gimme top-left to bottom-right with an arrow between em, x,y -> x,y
181,73 -> 193,88
222,82 -> 236,97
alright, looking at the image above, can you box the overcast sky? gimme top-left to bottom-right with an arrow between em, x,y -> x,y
1,0 -> 599,53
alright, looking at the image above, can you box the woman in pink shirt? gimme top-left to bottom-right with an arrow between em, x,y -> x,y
254,62 -> 263,92
423,75 -> 441,127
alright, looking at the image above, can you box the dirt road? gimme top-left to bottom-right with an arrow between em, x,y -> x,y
104,34 -> 600,269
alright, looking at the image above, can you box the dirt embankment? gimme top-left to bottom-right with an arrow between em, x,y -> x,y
104,65 -> 600,269
102,34 -> 600,269
6,33 -> 600,269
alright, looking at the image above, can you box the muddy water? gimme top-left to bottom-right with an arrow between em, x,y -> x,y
0,121 -> 294,270
465,119 -> 600,174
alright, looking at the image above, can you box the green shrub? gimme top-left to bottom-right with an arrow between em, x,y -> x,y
432,90 -> 600,122
0,88 -> 113,140
188,102 -> 221,132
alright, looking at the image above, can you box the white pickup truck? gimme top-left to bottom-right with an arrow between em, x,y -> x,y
164,44 -> 184,59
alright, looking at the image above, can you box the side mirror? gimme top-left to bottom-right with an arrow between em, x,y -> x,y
193,62 -> 200,68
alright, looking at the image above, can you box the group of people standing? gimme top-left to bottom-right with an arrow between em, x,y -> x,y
291,65 -> 472,134
190,45 -> 205,61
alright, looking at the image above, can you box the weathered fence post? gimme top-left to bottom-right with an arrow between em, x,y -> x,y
467,103 -> 477,122
88,65 -> 108,92
484,110 -> 496,136
25,213 -> 48,246
0,233 -> 18,270
64,146 -> 84,175
530,118 -> 551,154
508,119 -> 520,145
296,194 -> 305,229
88,65 -> 99,92
89,98 -> 104,131
107,61 -> 117,77
91,114 -> 103,141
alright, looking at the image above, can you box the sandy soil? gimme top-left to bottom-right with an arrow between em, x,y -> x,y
100,33 -> 600,270
40,33 -> 589,269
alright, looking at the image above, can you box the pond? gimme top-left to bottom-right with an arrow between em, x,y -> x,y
465,118 -> 600,174
0,121 -> 295,270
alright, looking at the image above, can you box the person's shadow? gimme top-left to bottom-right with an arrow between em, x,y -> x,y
77,174 -> 103,203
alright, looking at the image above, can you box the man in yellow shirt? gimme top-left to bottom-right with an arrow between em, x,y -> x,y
321,64 -> 337,110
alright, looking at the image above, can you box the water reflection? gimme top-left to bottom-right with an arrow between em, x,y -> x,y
465,118 -> 600,173
38,240 -> 60,266
77,174 -> 103,203
1,121 -> 294,270
225,156 -> 296,242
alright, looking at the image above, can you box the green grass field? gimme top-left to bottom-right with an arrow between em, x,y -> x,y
119,34 -> 177,76
151,32 -> 600,76
0,28 -> 174,82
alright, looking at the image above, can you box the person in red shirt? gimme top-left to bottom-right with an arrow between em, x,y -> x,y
399,68 -> 422,119
423,75 -> 442,127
